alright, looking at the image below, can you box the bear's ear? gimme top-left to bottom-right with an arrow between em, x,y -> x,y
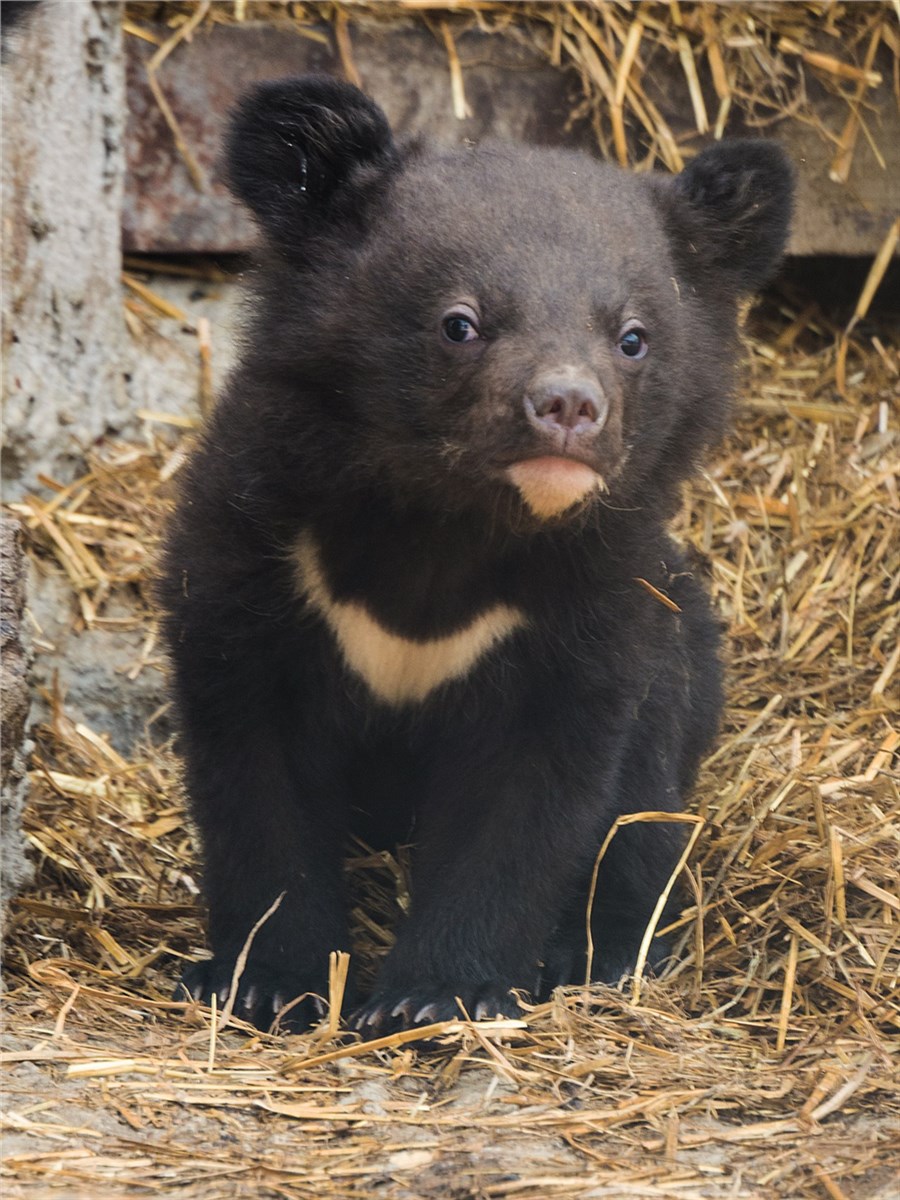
664,140 -> 794,294
226,76 -> 398,246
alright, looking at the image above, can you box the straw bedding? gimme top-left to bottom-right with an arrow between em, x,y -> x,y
3,4 -> 899,1197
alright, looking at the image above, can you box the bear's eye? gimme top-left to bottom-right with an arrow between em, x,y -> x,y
617,322 -> 648,360
442,306 -> 481,344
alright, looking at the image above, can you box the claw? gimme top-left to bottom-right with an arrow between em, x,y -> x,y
390,998 -> 412,1019
413,1003 -> 439,1024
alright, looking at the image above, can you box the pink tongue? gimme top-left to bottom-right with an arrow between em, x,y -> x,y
506,457 -> 604,519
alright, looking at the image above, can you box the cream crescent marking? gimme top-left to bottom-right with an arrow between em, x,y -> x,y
293,534 -> 528,706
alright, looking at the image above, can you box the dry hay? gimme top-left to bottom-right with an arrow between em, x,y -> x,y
2,255 -> 898,1197
124,1 -> 899,181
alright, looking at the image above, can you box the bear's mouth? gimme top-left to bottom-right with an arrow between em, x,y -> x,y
505,456 -> 607,520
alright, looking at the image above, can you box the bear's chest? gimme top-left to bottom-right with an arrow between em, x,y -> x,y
293,534 -> 528,706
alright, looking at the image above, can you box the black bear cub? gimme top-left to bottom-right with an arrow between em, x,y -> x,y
161,76 -> 792,1033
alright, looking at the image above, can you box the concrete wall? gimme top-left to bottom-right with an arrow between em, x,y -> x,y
2,0 -> 128,496
0,517 -> 33,934
1,0 -> 129,922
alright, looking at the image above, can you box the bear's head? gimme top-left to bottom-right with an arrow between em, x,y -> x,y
226,77 -> 793,524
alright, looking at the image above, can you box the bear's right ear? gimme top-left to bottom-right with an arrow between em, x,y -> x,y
226,76 -> 398,246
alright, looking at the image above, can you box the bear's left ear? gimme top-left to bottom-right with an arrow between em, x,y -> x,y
226,75 -> 399,247
662,140 -> 794,294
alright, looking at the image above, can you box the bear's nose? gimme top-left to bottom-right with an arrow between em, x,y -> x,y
525,375 -> 609,437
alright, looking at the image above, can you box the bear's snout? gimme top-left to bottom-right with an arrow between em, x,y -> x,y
524,371 -> 608,449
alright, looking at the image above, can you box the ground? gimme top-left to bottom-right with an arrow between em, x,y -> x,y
2,265 -> 898,1199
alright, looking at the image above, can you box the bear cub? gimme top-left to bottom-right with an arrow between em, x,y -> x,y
161,76 -> 792,1034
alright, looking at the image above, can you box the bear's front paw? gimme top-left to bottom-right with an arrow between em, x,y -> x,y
174,957 -> 329,1033
350,980 -> 524,1037
590,922 -> 673,986
541,920 -> 674,995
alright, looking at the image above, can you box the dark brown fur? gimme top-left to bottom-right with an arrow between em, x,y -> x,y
160,78 -> 793,1033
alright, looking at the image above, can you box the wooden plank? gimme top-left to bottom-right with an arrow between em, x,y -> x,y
123,22 -> 899,257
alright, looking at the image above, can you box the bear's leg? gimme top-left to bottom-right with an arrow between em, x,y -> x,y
173,656 -> 351,1033
350,721 -> 624,1034
585,795 -> 686,986
539,783 -> 686,996
539,656 -> 716,993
